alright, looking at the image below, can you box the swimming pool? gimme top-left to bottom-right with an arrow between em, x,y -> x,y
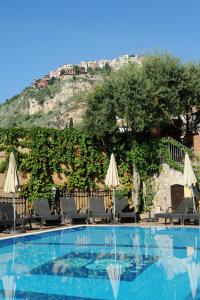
0,226 -> 199,300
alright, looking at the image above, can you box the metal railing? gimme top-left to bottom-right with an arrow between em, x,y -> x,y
163,137 -> 193,164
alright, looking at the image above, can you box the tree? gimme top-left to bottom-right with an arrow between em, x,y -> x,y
73,65 -> 80,75
83,83 -> 119,147
83,54 -> 200,145
112,54 -> 183,133
102,63 -> 111,75
177,63 -> 200,146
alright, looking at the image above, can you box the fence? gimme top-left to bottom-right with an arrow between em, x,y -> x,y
61,190 -> 113,212
0,197 -> 26,216
0,191 -> 113,215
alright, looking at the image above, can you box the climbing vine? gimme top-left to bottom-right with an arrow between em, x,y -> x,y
0,127 -> 191,209
0,127 -> 107,202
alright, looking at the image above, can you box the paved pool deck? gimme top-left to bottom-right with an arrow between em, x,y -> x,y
0,219 -> 199,239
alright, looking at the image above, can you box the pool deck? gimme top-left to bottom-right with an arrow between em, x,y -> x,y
0,219 -> 199,239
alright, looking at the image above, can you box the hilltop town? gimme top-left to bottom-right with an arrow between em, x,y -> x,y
34,54 -> 142,89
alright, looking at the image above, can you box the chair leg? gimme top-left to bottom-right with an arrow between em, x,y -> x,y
40,219 -> 44,230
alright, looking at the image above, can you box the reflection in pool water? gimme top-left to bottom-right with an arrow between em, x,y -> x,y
0,226 -> 200,299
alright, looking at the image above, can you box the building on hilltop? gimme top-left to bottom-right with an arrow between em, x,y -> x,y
38,53 -> 143,89
34,78 -> 49,89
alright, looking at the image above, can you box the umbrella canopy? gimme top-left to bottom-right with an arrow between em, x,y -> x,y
3,152 -> 19,232
4,153 -> 19,194
105,154 -> 120,223
183,153 -> 197,188
183,153 -> 197,210
105,154 -> 120,188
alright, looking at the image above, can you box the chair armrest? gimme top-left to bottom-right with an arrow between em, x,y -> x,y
167,206 -> 176,212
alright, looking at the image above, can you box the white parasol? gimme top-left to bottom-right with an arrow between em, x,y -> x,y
183,153 -> 197,212
105,153 -> 120,223
4,152 -> 19,232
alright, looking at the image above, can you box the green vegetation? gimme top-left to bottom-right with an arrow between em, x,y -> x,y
1,54 -> 200,212
0,126 -> 193,211
84,54 -> 200,147
0,127 -> 107,202
0,74 -> 100,128
87,63 -> 112,76
82,53 -> 200,211
24,78 -> 61,105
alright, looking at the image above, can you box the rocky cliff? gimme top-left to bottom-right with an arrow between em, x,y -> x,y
0,74 -> 103,128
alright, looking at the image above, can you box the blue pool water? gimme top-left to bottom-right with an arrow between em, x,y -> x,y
0,226 -> 200,300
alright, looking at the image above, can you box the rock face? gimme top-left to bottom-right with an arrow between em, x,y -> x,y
0,74 -> 103,128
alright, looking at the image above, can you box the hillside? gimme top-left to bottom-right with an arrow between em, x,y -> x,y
0,54 -> 142,128
0,74 -> 103,128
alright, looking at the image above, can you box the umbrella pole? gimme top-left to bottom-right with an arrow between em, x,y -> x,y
13,193 -> 16,232
113,188 -> 115,224
191,186 -> 196,213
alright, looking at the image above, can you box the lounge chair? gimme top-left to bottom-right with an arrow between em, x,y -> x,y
60,197 -> 88,224
33,199 -> 61,226
154,198 -> 194,225
115,198 -> 138,223
88,196 -> 111,223
0,202 -> 30,231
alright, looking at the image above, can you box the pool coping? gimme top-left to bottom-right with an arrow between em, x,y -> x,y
0,223 -> 199,241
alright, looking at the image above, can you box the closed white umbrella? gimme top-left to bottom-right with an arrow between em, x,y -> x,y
105,153 -> 120,223
4,152 -> 19,232
183,153 -> 197,212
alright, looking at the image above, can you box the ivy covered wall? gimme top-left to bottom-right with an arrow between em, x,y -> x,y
0,127 -> 192,211
0,127 -> 110,201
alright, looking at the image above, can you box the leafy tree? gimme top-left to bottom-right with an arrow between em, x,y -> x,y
48,77 -> 56,85
73,65 -> 80,75
83,83 -> 119,146
102,63 -> 111,75
113,54 -> 183,133
83,53 -> 200,146
177,63 -> 200,146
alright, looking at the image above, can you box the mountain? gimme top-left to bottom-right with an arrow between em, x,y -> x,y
0,54 -> 142,128
0,73 -> 103,129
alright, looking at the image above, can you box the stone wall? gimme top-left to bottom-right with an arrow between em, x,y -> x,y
153,163 -> 184,210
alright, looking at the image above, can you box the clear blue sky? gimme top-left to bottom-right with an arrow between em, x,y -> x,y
1,0 -> 200,102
